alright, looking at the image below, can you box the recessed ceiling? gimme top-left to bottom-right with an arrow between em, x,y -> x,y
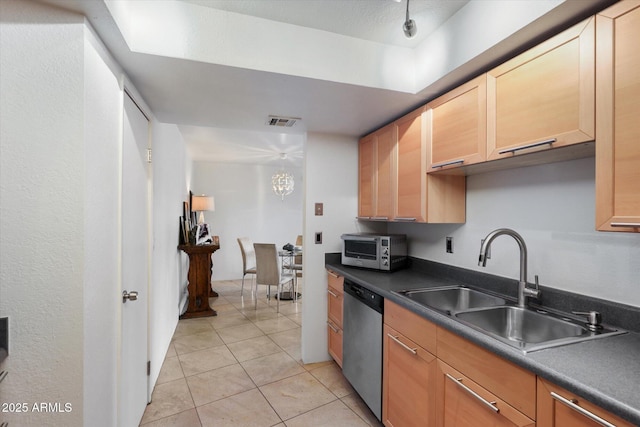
43,0 -> 614,167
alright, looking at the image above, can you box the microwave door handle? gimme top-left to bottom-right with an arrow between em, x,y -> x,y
349,237 -> 378,242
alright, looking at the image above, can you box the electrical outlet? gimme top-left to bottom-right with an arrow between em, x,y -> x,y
315,203 -> 323,216
315,232 -> 323,244
446,237 -> 453,253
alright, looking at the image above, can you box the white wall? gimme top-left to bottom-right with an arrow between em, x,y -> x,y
83,22 -> 122,426
0,1 -> 85,425
149,122 -> 191,390
302,133 -> 370,363
191,161 -> 303,281
389,158 -> 640,308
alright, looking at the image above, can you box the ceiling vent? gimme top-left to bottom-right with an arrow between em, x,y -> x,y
267,115 -> 300,128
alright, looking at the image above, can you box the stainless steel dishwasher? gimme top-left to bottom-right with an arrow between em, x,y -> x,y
342,279 -> 384,421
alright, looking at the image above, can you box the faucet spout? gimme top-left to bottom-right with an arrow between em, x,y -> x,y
478,228 -> 539,307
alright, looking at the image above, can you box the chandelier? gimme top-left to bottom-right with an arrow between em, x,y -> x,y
272,154 -> 294,200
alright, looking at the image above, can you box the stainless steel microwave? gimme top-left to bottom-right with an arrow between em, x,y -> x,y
341,233 -> 407,271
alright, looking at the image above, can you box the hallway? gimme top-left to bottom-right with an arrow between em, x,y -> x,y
140,279 -> 382,426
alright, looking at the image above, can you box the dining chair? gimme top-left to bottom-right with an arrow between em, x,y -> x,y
237,237 -> 257,296
253,243 -> 295,312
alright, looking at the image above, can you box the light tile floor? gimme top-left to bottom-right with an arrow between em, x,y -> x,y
140,279 -> 383,427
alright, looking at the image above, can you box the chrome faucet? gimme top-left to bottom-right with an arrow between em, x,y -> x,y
478,228 -> 541,307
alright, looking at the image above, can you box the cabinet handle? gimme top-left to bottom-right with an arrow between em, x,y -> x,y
431,159 -> 465,169
550,392 -> 616,427
610,222 -> 640,228
327,321 -> 339,333
327,289 -> 338,298
356,216 -> 371,220
394,217 -> 417,222
327,270 -> 339,279
498,138 -> 556,155
371,216 -> 389,221
445,373 -> 500,413
387,334 -> 417,355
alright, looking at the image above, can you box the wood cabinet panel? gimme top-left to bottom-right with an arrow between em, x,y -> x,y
383,324 -> 437,427
537,378 -> 634,427
327,321 -> 343,368
326,269 -> 344,367
376,124 -> 396,219
385,299 -> 437,355
436,327 -> 536,419
437,361 -> 535,427
487,17 -> 595,160
396,106 -> 427,221
327,270 -> 344,328
427,75 -> 487,171
596,1 -> 640,232
358,135 -> 375,218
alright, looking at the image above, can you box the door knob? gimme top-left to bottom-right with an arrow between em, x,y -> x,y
122,290 -> 138,303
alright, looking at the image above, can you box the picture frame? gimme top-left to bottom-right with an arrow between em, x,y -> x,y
195,223 -> 213,245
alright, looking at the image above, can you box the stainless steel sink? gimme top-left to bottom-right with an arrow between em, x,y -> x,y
395,286 -> 508,315
455,306 -> 625,353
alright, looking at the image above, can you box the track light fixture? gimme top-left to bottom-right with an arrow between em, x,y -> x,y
403,0 -> 417,38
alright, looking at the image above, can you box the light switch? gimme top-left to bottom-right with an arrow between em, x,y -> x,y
315,203 -> 323,216
315,232 -> 322,244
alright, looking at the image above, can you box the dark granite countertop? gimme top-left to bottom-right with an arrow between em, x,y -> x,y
326,255 -> 640,425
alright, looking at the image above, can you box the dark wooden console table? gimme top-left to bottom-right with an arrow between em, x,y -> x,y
178,243 -> 220,319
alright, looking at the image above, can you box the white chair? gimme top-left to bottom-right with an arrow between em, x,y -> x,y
253,243 -> 295,312
237,237 -> 256,296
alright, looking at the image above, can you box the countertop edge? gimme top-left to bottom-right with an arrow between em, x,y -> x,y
325,261 -> 640,426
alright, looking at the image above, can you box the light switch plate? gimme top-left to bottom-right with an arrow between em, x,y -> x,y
315,232 -> 322,244
315,203 -> 323,216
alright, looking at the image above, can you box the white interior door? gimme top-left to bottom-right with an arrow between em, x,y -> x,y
119,92 -> 150,426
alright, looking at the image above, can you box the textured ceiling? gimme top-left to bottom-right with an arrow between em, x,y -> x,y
182,0 -> 469,48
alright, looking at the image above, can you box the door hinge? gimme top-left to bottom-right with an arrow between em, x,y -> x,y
147,360 -> 151,376
146,148 -> 152,163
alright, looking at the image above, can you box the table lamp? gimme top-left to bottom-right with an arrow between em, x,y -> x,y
191,195 -> 215,225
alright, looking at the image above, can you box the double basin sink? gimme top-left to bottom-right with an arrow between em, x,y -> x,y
395,286 -> 625,353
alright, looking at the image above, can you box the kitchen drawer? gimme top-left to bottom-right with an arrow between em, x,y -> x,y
327,320 -> 343,368
437,327 -> 536,419
437,360 -> 535,427
327,270 -> 344,328
384,299 -> 437,355
537,378 -> 635,427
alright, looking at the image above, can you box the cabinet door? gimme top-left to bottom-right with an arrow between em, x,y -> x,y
327,321 -> 343,368
596,1 -> 640,232
537,378 -> 635,427
427,75 -> 487,171
396,107 -> 427,222
358,135 -> 375,218
487,17 -> 595,160
375,124 -> 396,220
436,361 -> 534,427
383,325 -> 437,427
327,270 -> 344,328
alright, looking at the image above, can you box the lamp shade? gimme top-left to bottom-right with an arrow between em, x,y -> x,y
192,195 -> 214,212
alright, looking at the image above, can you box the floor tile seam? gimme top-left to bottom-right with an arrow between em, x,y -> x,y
173,339 -> 228,357
267,390 -> 341,423
186,375 -> 259,409
139,407 -> 200,426
339,393 -> 377,426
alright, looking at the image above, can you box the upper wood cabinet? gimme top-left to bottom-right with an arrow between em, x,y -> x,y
595,1 -> 640,232
537,378 -> 635,427
396,106 -> 428,221
427,75 -> 487,172
486,17 -> 595,161
358,124 -> 396,220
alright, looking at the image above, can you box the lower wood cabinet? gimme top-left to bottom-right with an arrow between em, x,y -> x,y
436,361 -> 534,427
383,324 -> 437,427
537,378 -> 634,427
326,269 -> 344,367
